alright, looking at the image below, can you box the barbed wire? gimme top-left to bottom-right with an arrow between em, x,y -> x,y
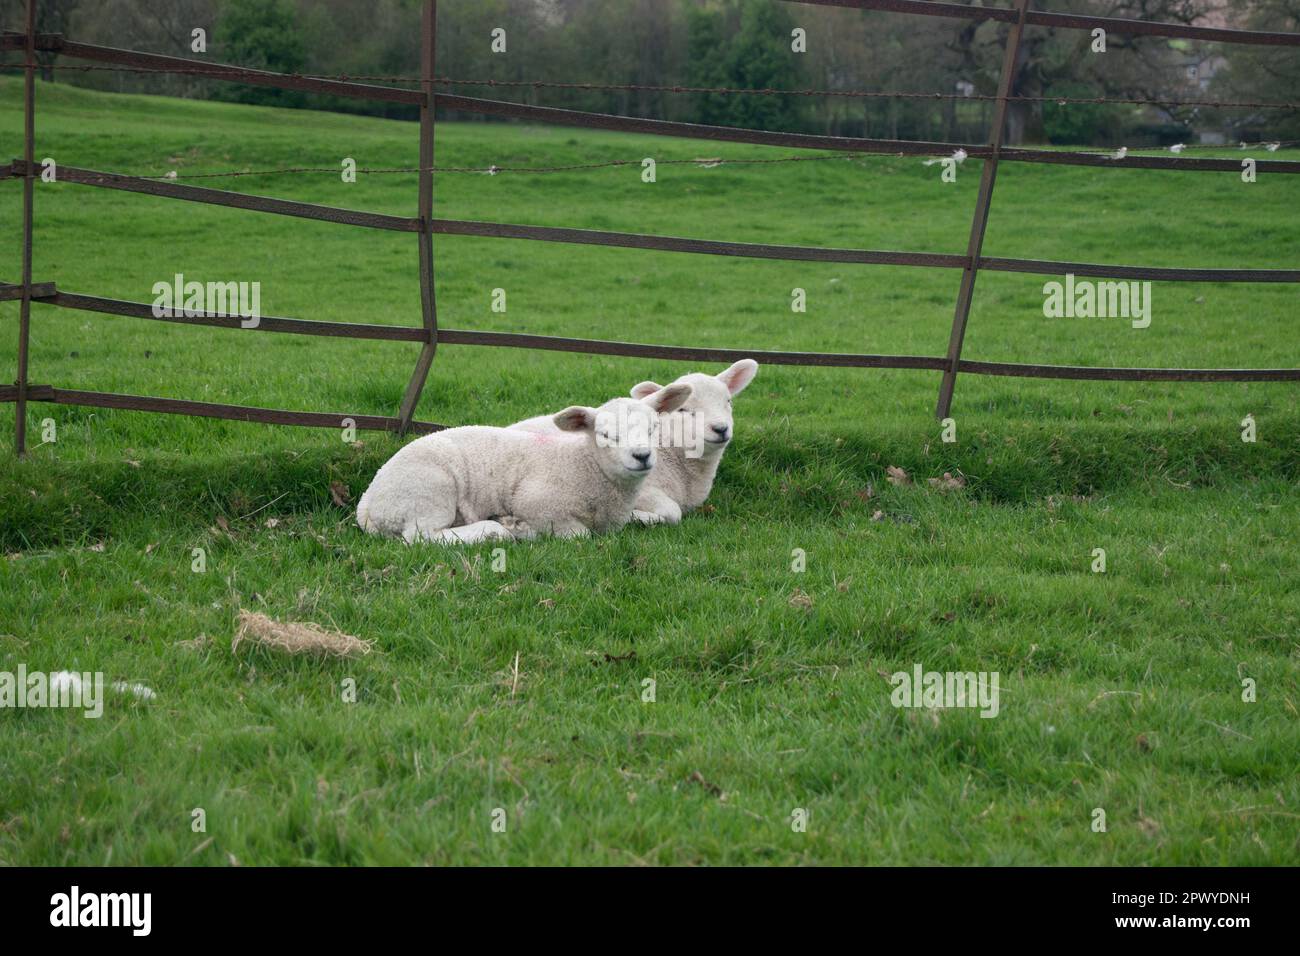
430,77 -> 1300,113
1,60 -> 1296,111
32,140 -> 1297,183
1147,139 -> 1298,151
49,154 -> 896,181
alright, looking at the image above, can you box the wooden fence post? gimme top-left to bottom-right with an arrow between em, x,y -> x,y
14,0 -> 37,456
397,0 -> 438,432
934,0 -> 1031,421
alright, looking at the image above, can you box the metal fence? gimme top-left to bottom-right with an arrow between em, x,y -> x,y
3,0 -> 1299,457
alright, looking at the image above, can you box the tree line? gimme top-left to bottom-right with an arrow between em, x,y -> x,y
4,0 -> 1298,145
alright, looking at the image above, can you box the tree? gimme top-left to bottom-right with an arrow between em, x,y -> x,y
212,0 -> 305,107
684,3 -> 734,127
1213,0 -> 1300,141
684,0 -> 803,132
30,0 -> 82,82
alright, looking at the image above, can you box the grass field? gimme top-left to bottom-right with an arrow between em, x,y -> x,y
1,77 -> 1298,865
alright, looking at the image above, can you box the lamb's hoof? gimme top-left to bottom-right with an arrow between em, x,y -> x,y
497,515 -> 535,538
633,509 -> 665,526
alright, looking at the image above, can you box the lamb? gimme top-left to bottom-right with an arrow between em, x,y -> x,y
510,359 -> 758,525
355,384 -> 692,544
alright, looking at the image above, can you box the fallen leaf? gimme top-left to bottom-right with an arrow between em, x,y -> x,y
928,472 -> 965,492
595,650 -> 637,664
788,589 -> 814,610
686,770 -> 723,797
329,481 -> 351,507
886,465 -> 911,486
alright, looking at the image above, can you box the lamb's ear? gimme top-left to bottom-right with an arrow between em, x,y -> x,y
630,381 -> 663,399
717,359 -> 758,396
553,406 -> 595,432
644,382 -> 692,414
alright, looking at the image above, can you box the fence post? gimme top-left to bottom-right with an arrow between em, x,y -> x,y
397,0 -> 439,432
14,0 -> 38,457
934,0 -> 1031,421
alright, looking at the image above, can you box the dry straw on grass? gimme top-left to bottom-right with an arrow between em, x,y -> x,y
233,610 -> 373,659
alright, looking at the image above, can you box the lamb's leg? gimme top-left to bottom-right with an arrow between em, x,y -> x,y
403,516 -> 454,544
496,515 -> 537,540
548,519 -> 591,539
380,466 -> 459,543
632,487 -> 683,526
427,520 -> 515,545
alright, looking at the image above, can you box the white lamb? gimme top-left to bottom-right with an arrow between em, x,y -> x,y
510,359 -> 758,525
356,384 -> 692,544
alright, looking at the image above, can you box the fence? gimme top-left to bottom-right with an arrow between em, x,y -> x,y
3,0 -> 1299,457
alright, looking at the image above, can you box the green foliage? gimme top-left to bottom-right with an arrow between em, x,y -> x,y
1041,84 -> 1121,146
684,4 -> 733,127
685,1 -> 804,132
212,0 -> 306,108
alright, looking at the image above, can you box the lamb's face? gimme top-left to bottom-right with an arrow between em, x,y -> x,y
596,398 -> 661,479
552,386 -> 693,484
631,359 -> 758,459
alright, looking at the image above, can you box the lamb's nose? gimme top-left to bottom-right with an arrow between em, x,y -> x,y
711,424 -> 730,437
632,450 -> 651,464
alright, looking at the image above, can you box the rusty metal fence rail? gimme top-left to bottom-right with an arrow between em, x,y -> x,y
4,0 -> 1300,456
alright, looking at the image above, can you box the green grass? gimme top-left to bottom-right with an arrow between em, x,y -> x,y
1,77 -> 1298,865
